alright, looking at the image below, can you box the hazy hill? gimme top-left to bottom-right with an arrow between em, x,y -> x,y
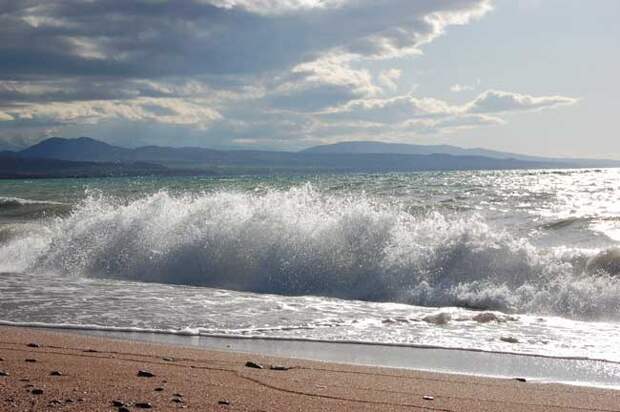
4,136 -> 617,178
302,141 -> 620,167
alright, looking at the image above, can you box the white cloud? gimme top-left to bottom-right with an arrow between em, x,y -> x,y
465,89 -> 579,113
378,69 -> 402,92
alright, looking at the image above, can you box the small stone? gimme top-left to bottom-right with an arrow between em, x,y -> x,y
0,357 -> 4,361
83,349 -> 98,353
65,399 -> 74,403
162,357 -> 175,362
154,387 -> 164,392
135,402 -> 153,409
27,343 -> 41,348
270,365 -> 289,371
25,358 -> 37,363
50,370 -> 63,376
500,336 -> 519,344
218,400 -> 231,405
137,370 -> 155,377
245,361 -> 264,369
423,395 -> 434,401
112,400 -> 126,407
31,388 -> 44,395
118,407 -> 130,412
0,370 -> 8,377
172,393 -> 183,398
77,398 -> 85,402
514,377 -> 527,382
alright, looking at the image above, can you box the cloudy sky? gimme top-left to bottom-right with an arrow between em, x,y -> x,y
0,0 -> 618,158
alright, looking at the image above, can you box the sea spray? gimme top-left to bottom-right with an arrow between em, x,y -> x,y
1,185 -> 619,319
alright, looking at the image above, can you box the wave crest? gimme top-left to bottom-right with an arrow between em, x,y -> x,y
1,186 -> 619,319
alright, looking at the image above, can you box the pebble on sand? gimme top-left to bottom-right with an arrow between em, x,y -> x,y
137,370 -> 156,378
0,370 -> 9,377
27,343 -> 41,348
154,386 -> 165,392
31,388 -> 44,395
135,402 -> 153,408
500,336 -> 520,344
245,361 -> 264,369
218,400 -> 231,405
423,395 -> 434,401
514,377 -> 527,382
112,400 -> 127,407
25,358 -> 37,363
50,370 -> 63,376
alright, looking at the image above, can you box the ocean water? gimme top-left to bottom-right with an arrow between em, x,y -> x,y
1,169 -> 620,365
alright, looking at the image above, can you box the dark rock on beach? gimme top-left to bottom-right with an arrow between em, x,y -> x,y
0,370 -> 9,377
50,370 -> 63,376
137,370 -> 155,377
27,343 -> 41,348
31,388 -> 43,395
245,361 -> 264,369
24,358 -> 36,363
135,401 -> 153,408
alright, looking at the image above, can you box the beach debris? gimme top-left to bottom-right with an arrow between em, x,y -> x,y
137,370 -> 156,377
112,400 -> 127,407
31,388 -> 44,395
27,342 -> 41,348
155,386 -> 165,392
135,401 -> 153,409
218,400 -> 231,405
270,364 -> 289,371
162,356 -> 175,362
25,358 -> 37,363
0,370 -> 8,377
50,370 -> 63,376
514,377 -> 527,382
245,360 -> 264,369
422,312 -> 452,325
423,395 -> 434,401
500,336 -> 519,344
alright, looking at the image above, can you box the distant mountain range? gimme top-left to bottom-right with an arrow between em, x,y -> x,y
1,137 -> 618,179
302,141 -> 620,167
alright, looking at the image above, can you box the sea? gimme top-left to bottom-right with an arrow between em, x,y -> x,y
1,169 -> 619,380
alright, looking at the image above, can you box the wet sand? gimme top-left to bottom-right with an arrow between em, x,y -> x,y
0,326 -> 618,411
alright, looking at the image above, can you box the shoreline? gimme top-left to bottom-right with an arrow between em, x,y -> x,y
1,326 -> 619,411
2,322 -> 619,390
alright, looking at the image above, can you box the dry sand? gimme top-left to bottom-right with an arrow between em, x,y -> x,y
0,326 -> 618,411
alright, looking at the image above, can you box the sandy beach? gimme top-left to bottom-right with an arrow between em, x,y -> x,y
0,326 -> 618,411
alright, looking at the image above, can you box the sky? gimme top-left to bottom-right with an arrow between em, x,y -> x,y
0,0 -> 618,159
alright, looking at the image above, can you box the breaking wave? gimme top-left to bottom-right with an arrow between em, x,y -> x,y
1,186 -> 619,319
